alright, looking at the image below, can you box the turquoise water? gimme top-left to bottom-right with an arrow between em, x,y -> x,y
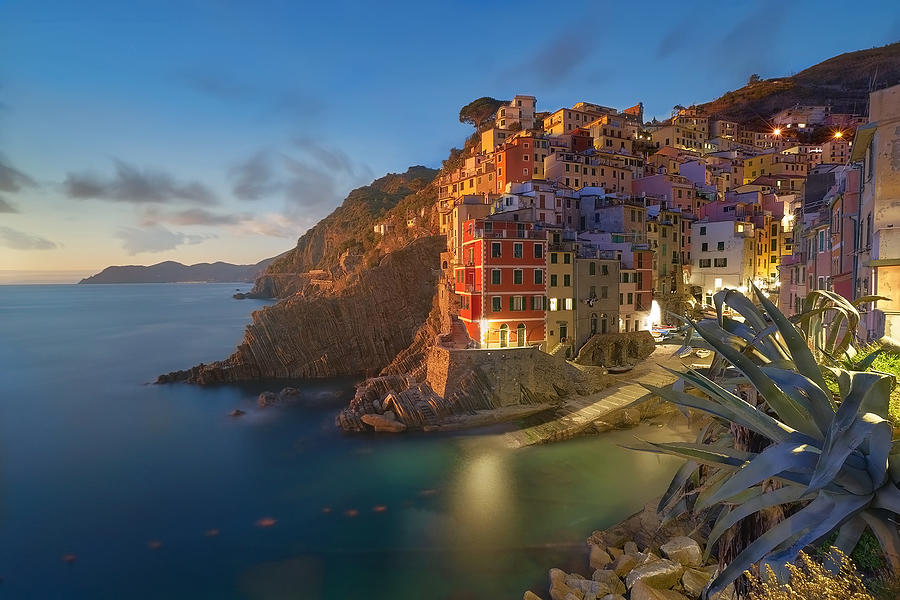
0,283 -> 687,599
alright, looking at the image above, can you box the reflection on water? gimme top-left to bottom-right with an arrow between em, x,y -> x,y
0,284 -> 691,599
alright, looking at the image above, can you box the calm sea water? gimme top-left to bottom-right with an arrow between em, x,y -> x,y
0,283 -> 687,599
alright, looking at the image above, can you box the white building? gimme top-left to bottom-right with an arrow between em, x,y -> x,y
690,220 -> 755,305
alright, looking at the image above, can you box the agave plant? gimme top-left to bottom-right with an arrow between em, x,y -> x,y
638,285 -> 900,599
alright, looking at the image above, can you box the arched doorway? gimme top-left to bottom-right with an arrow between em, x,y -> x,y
499,324 -> 509,348
516,323 -> 526,347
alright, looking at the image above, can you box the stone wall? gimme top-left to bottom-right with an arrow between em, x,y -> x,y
574,331 -> 656,368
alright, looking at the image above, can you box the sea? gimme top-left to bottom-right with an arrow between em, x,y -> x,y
0,283 -> 688,599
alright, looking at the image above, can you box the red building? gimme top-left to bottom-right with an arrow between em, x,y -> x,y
495,137 -> 537,193
454,218 -> 547,348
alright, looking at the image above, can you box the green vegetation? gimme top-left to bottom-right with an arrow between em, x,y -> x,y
640,286 -> 900,598
458,96 -> 507,128
852,345 -> 900,426
698,42 -> 900,125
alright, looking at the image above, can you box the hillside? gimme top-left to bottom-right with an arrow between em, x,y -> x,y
79,258 -> 274,284
250,165 -> 438,297
698,42 -> 900,126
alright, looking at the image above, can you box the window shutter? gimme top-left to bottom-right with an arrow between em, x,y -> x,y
509,296 -> 514,311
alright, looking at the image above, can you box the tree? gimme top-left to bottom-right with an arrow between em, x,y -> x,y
458,97 -> 507,128
672,104 -> 686,117
748,73 -> 761,85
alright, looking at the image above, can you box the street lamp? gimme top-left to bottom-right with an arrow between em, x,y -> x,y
834,131 -> 844,139
773,128 -> 782,136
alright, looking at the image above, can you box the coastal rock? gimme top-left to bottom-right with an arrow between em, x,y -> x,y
609,553 -> 638,576
162,236 -> 444,384
630,581 -> 689,600
608,547 -> 624,559
681,568 -> 713,598
565,574 -> 609,596
229,409 -> 246,417
599,595 -> 625,600
591,570 -> 625,595
278,387 -> 302,401
625,559 -> 684,590
623,541 -> 638,555
589,544 -> 612,570
660,537 -> 702,568
523,592 -> 544,600
257,391 -> 278,407
360,413 -> 407,433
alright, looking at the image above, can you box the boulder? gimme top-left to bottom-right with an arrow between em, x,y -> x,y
608,547 -> 624,559
630,581 -> 689,600
625,559 -> 684,590
360,413 -> 407,433
229,409 -> 246,417
549,580 -> 577,600
681,568 -> 713,598
257,391 -> 278,407
599,596 -> 625,600
660,537 -> 702,568
589,544 -> 612,570
623,541 -> 638,555
549,569 -> 568,586
565,575 -> 609,596
609,553 -> 639,576
278,387 -> 302,402
523,592 -> 544,600
591,570 -> 625,595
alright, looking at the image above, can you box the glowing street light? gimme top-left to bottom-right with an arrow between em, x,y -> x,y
834,131 -> 844,139
773,128 -> 782,136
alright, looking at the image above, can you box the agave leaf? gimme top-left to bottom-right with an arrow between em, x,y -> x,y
632,440 -> 753,469
704,485 -> 813,561
643,383 -> 795,443
698,435 -> 820,510
715,289 -> 769,333
832,372 -> 893,435
761,491 -> 872,583
863,418 -> 894,489
873,483 -> 900,514
860,509 -> 900,571
702,492 -> 846,598
658,459 -> 698,514
856,349 -> 883,371
827,516 -> 868,571
753,283 -> 830,394
852,295 -> 891,307
760,366 -> 836,435
693,468 -> 733,514
660,496 -> 690,528
693,319 -> 821,438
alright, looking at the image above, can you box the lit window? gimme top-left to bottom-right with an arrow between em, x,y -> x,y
549,298 -> 558,311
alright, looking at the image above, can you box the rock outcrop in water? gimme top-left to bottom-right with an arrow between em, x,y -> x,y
158,236 -> 444,383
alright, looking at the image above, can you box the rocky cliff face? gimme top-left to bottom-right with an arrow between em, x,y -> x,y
159,236 -> 444,383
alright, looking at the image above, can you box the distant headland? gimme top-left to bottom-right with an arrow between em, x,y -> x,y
79,258 -> 274,284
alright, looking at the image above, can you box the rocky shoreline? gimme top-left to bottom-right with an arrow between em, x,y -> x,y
528,500 -> 734,600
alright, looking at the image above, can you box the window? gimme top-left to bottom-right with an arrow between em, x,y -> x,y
589,262 -> 596,275
514,243 -> 523,258
622,273 -> 628,283
491,269 -> 501,285
491,242 -> 501,258
534,244 -> 543,258
600,286 -> 608,299
534,270 -> 543,285
513,269 -> 523,284
601,264 -> 608,276
589,285 -> 596,298
619,293 -> 624,305
563,254 -> 571,264
700,226 -> 707,235
818,230 -> 825,252
717,241 -> 724,251
701,242 -> 708,252
550,274 -> 558,287
564,298 -> 573,311
563,274 -> 571,286
511,296 -> 524,311
699,259 -> 712,268
491,297 -> 501,312
549,297 -> 558,311
714,258 -> 727,267
550,252 -> 558,264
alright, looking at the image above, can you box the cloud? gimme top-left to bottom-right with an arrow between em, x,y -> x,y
0,226 -> 57,250
229,151 -> 281,201
500,30 -> 593,86
229,141 -> 372,221
115,225 -> 212,255
64,159 -> 217,205
140,207 -> 249,226
0,157 -> 37,193
176,70 -> 322,118
0,195 -> 18,213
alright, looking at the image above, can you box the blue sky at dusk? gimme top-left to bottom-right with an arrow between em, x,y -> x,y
1,0 -> 898,280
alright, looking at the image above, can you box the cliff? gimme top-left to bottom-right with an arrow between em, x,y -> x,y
158,236 -> 444,383
249,165 -> 438,298
80,258 -> 275,284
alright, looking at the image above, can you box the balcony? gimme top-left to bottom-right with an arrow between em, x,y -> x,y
474,229 -> 547,240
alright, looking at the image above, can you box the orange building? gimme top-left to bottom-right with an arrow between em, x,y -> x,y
454,218 -> 547,348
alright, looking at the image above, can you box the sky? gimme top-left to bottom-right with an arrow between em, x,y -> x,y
1,0 -> 898,282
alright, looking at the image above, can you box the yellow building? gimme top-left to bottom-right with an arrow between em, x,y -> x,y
546,234 -> 577,355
